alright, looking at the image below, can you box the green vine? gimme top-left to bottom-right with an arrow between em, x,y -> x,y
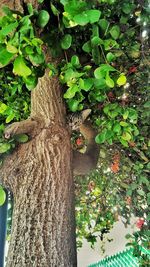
0,1 -> 149,266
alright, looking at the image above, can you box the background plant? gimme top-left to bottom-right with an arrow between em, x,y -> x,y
0,1 -> 149,266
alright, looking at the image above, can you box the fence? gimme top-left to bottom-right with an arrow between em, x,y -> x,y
88,246 -> 150,267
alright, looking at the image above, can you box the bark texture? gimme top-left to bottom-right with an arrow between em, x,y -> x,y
0,1 -> 77,266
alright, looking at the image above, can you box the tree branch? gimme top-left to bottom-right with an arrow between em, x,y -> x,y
4,117 -> 42,139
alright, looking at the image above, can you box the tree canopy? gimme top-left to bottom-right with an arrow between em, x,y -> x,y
0,0 -> 149,266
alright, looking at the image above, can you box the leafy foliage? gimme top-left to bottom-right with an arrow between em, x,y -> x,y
0,5 -> 48,159
0,185 -> 6,205
0,1 -> 149,265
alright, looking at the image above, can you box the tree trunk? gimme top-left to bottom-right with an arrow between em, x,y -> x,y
0,1 -> 77,266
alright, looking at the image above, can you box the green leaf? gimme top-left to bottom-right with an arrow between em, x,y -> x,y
60,0 -> 68,5
31,38 -> 43,46
122,3 -> 135,14
47,63 -> 58,76
137,189 -> 145,196
113,122 -> 121,133
128,108 -> 138,123
71,55 -> 80,66
106,52 -> 116,62
83,65 -> 92,71
92,46 -> 101,65
144,101 -> 150,108
129,45 -> 140,59
110,25 -> 120,40
108,103 -> 118,110
117,74 -> 127,86
105,129 -> 114,139
15,134 -> 29,143
95,130 -> 106,144
94,78 -> 106,89
80,78 -> 93,91
19,16 -> 32,35
27,3 -> 33,15
73,9 -> 101,26
2,6 -> 13,16
0,124 -> 5,134
133,127 -> 139,137
0,45 -> 14,66
104,39 -> 119,51
94,65 -> 116,79
131,183 -> 138,190
109,111 -> 118,118
103,105 -> 110,114
63,68 -> 84,83
126,188 -> 132,196
120,16 -> 128,24
94,67 -> 105,79
105,72 -> 114,88
123,110 -> 129,120
37,10 -> 50,28
25,46 -> 34,55
122,132 -> 132,141
64,85 -> 79,99
98,19 -> 109,31
51,3 -> 60,16
6,113 -> 15,123
23,75 -> 38,90
107,138 -> 113,145
74,12 -> 89,26
120,138 -> 129,147
6,43 -> 18,54
0,143 -> 11,153
0,21 -> 18,39
0,187 -> 6,206
82,41 -> 91,53
61,34 -> 72,49
68,99 -> 79,112
13,56 -> 32,77
120,121 -> 129,127
91,36 -> 101,46
92,25 -> 99,37
85,10 -> 101,24
140,176 -> 149,186
0,103 -> 7,114
29,53 -> 45,65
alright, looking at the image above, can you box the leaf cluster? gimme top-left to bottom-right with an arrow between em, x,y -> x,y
0,1 -> 149,264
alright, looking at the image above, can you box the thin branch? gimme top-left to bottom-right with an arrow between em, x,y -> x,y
4,118 -> 40,139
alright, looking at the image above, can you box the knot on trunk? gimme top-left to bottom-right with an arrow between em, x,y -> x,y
43,124 -> 70,145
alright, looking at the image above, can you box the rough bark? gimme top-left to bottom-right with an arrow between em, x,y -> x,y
0,1 -> 77,266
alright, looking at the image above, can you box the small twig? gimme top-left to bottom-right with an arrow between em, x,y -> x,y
132,147 -> 149,163
64,51 -> 68,63
104,22 -> 110,37
57,15 -> 61,30
99,44 -> 108,63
